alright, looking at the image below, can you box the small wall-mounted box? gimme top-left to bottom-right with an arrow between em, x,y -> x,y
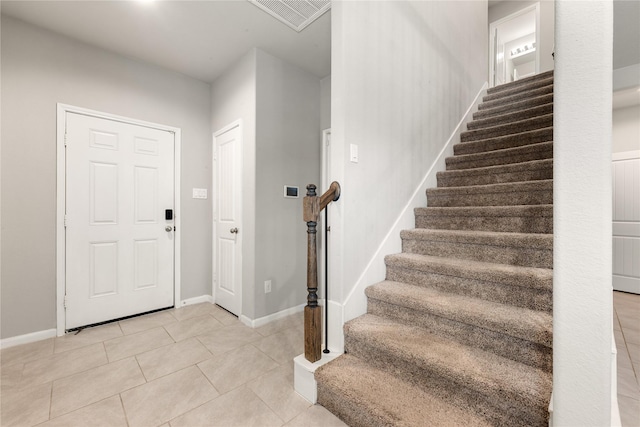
284,185 -> 299,198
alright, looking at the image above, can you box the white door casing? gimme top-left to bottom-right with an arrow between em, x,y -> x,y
57,105 -> 181,334
613,151 -> 640,294
213,121 -> 243,316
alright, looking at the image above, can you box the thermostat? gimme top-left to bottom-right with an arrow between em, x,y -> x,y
284,185 -> 299,198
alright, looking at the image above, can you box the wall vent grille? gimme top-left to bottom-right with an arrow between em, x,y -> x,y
249,0 -> 331,32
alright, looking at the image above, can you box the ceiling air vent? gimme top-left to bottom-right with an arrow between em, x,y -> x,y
249,0 -> 331,32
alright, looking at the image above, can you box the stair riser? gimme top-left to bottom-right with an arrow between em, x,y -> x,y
317,385 -> 377,427
454,128 -> 553,156
401,239 -> 553,269
385,265 -> 552,312
486,70 -> 553,95
468,103 -> 553,131
437,166 -> 552,187
483,78 -> 554,103
415,214 -> 553,234
446,142 -> 553,170
426,189 -> 553,207
478,85 -> 553,111
461,115 -> 553,143
367,298 -> 553,372
474,93 -> 554,121
345,335 -> 549,427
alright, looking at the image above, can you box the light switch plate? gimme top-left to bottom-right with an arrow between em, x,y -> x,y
192,188 -> 208,199
350,144 -> 359,163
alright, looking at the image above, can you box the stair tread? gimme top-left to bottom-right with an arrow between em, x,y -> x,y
428,178 -> 553,195
366,281 -> 552,347
483,77 -> 554,102
438,158 -> 552,178
316,353 -> 493,427
474,93 -> 554,120
448,141 -> 553,169
478,85 -> 553,111
385,252 -> 552,289
346,314 -> 552,406
454,127 -> 553,156
486,70 -> 554,95
400,228 -> 553,249
461,114 -> 553,141
468,103 -> 553,130
415,204 -> 553,217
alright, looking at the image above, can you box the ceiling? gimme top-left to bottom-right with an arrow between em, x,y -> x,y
0,0 -> 332,83
2,1 -> 638,86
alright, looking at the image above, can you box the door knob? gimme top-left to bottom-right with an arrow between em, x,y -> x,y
230,228 -> 239,234
165,226 -> 173,232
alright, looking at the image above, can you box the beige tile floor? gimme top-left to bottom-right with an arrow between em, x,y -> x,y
0,304 -> 347,427
2,294 -> 638,426
614,291 -> 640,427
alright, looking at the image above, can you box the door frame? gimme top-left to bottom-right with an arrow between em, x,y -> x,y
56,103 -> 182,336
488,2 -> 540,88
211,119 -> 243,315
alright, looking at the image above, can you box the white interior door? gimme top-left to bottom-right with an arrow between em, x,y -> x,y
65,112 -> 175,329
213,122 -> 242,316
613,151 -> 640,294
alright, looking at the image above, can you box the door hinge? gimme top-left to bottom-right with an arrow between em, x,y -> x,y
64,215 -> 68,228
64,133 -> 68,147
63,295 -> 67,309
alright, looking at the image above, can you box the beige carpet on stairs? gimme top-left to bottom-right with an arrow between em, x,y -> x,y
315,70 -> 554,427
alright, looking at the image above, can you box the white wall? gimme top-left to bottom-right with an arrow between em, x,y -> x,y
210,49 -> 258,319
254,49 -> 320,318
489,0 -> 555,73
320,76 -> 331,131
0,16 -> 212,340
613,105 -> 640,153
553,1 -> 613,424
329,1 -> 487,350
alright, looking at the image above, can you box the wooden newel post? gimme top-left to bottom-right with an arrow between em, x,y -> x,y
303,184 -> 322,362
302,182 -> 341,363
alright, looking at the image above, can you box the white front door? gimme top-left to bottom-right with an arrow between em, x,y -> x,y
65,112 -> 175,329
613,151 -> 640,294
213,122 -> 242,316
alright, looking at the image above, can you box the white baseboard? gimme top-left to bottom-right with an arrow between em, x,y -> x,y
342,82 -> 489,324
240,303 -> 305,328
0,329 -> 57,350
179,295 -> 214,307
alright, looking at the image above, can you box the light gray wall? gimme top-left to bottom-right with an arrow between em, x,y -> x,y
210,49 -> 257,319
329,0 -> 487,318
1,16 -> 212,339
613,105 -> 640,153
320,76 -> 331,130
255,49 -> 320,318
489,0 -> 555,73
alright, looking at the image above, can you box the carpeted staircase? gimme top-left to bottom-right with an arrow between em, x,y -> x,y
316,70 -> 554,427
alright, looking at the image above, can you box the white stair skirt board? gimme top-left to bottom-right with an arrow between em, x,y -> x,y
294,352 -> 341,404
0,329 -> 57,350
239,303 -> 305,328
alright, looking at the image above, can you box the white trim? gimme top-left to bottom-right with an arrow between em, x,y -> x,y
612,150 -> 640,161
340,83 -> 488,339
56,103 -> 182,337
489,3 -> 541,87
212,119 -> 243,317
179,295 -> 214,307
0,329 -> 57,350
239,303 -> 305,328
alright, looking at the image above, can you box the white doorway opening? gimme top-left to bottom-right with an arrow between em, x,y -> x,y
489,3 -> 540,87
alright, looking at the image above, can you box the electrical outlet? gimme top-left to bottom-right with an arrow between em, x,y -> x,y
264,280 -> 272,293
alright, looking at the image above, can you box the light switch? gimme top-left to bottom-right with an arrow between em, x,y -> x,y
192,188 -> 208,199
350,144 -> 359,163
